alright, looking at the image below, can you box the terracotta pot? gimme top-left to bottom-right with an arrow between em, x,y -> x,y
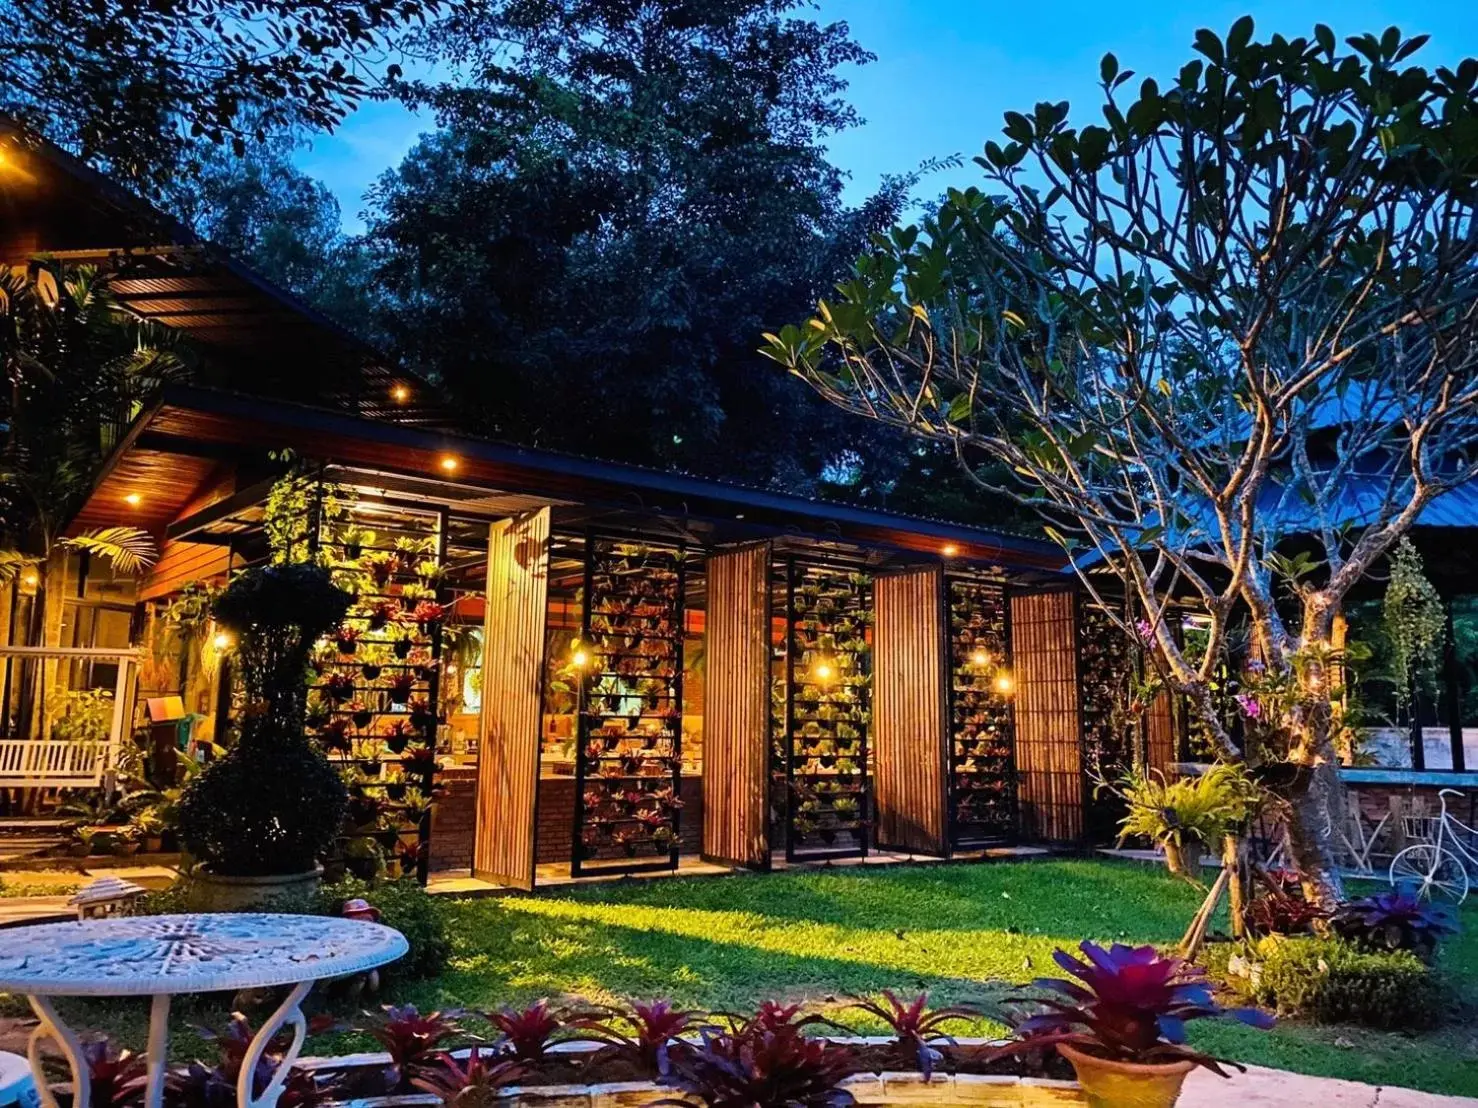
1161,840 -> 1186,877
1057,1044 -> 1194,1108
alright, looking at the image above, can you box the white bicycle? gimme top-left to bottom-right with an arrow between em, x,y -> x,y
1388,788 -> 1476,904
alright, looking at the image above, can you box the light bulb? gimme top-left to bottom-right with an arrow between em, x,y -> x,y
994,673 -> 1014,694
971,649 -> 989,667
213,632 -> 233,650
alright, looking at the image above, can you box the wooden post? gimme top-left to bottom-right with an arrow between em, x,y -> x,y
1224,834 -> 1246,940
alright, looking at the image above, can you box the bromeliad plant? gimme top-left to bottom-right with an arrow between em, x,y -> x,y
848,992 -> 983,1079
483,1000 -> 592,1062
1331,886 -> 1459,959
580,999 -> 706,1078
364,1005 -> 467,1091
660,1002 -> 857,1108
412,1048 -> 528,1108
994,942 -> 1272,1076
78,1038 -> 146,1108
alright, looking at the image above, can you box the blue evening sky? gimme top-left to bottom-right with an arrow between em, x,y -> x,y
297,1 -> 1478,232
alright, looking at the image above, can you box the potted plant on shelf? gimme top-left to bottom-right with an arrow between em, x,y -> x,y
991,941 -> 1272,1108
132,808 -> 165,854
177,563 -> 352,910
334,626 -> 361,655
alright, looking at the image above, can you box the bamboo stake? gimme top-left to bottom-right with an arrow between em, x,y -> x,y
1179,864 -> 1230,960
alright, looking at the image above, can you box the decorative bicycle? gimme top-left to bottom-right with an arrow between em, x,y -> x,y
1388,788 -> 1476,903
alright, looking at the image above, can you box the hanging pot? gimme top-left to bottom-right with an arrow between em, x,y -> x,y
352,709 -> 374,729
393,639 -> 413,659
337,639 -> 358,656
361,663 -> 382,681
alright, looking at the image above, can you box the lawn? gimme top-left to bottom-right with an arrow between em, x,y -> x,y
40,858 -> 1478,1097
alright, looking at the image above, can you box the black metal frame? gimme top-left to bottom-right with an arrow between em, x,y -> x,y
777,556 -> 872,864
945,575 -> 1017,852
571,532 -> 686,877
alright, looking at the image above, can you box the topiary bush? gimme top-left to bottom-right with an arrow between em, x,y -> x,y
1237,936 -> 1444,1030
178,564 -> 353,877
317,876 -> 450,982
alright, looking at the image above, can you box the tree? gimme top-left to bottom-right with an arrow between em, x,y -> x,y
765,22 -> 1478,903
167,139 -> 373,328
0,265 -> 166,638
0,0 -> 440,196
364,0 -> 943,496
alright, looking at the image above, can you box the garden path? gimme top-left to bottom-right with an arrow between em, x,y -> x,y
1181,1064 -> 1478,1106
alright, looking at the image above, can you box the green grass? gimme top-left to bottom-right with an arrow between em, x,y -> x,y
35,859 -> 1478,1096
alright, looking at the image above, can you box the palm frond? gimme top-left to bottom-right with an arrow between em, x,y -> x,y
0,550 -> 41,585
60,527 -> 158,574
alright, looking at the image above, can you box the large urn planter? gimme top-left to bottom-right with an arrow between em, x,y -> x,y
185,866 -> 324,911
1056,1045 -> 1194,1108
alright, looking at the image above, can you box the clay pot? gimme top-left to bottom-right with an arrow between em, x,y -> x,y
1057,1043 -> 1195,1108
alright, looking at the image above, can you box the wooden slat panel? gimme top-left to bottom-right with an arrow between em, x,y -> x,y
473,509 -> 551,890
873,566 -> 948,855
702,543 -> 771,868
1147,690 -> 1177,773
140,539 -> 230,601
1010,591 -> 1083,843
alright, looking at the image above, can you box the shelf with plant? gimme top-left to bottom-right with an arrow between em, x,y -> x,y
774,561 -> 873,861
277,484 -> 449,885
572,537 -> 687,873
1078,602 -> 1139,842
947,578 -> 1016,848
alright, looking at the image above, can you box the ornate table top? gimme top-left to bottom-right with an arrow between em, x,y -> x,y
0,913 -> 407,996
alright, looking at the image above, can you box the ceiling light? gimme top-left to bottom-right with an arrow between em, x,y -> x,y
941,543 -> 959,557
439,455 -> 459,473
124,492 -> 142,507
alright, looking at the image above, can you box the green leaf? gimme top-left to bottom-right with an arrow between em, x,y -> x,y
1100,52 -> 1119,84
1227,15 -> 1254,54
60,527 -> 159,574
1194,28 -> 1224,65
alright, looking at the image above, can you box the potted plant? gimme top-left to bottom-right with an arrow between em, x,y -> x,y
991,940 -> 1273,1108
112,824 -> 141,857
1113,762 -> 1263,879
388,672 -> 416,704
132,808 -> 165,854
334,626 -> 361,655
393,635 -> 414,660
69,826 -> 96,857
340,524 -> 373,562
177,563 -> 352,910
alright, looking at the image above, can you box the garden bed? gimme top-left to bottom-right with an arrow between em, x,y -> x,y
300,1042 -> 1083,1107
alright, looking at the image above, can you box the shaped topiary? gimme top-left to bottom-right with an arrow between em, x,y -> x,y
178,564 -> 353,877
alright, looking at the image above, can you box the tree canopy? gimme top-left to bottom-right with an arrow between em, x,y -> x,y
766,20 -> 1478,899
0,0 -> 440,195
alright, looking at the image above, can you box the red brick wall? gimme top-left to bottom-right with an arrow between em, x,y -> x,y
429,767 -> 706,874
429,766 -> 478,873
1348,780 -> 1478,851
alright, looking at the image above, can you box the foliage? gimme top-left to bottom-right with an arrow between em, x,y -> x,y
994,941 -> 1271,1075
482,1000 -> 590,1062
411,1048 -> 528,1108
660,1007 -> 857,1108
318,876 -> 451,981
1114,763 -> 1263,868
580,999 -> 705,1078
1245,869 -> 1330,938
78,1037 -> 145,1108
1238,936 -> 1443,1030
846,991 -> 982,1079
363,0 -> 987,514
362,1005 -> 465,1092
1331,886 -> 1459,959
48,688 -> 116,745
0,1 -> 441,197
177,564 -> 351,876
766,20 -> 1478,901
167,1012 -> 338,1108
1380,539 -> 1447,709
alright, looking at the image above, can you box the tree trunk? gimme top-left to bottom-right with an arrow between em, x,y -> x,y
1284,757 -> 1346,908
1223,834 -> 1247,940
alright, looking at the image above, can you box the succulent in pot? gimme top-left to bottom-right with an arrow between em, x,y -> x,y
990,941 -> 1272,1108
335,626 -> 360,655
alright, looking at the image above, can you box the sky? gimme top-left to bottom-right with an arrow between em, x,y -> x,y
296,0 -> 1478,233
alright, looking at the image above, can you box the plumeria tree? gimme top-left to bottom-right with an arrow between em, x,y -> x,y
764,21 -> 1478,903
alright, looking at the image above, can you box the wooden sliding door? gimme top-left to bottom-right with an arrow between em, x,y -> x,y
1009,590 -> 1084,843
873,566 -> 949,855
473,509 -> 551,890
701,542 -> 772,869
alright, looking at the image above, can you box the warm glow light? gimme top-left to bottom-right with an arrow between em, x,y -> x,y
814,661 -> 834,682
124,492 -> 142,506
994,673 -> 1014,694
392,385 -> 410,403
941,543 -> 960,557
213,632 -> 233,651
21,571 -> 38,588
439,455 -> 459,472
571,649 -> 589,668
971,649 -> 990,667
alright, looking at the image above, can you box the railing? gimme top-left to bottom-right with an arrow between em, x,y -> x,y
0,647 -> 138,788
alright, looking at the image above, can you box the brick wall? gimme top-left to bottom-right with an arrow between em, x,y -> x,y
1348,779 -> 1478,852
429,767 -> 706,874
428,766 -> 478,873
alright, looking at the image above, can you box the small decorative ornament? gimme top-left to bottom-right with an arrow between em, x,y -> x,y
341,898 -> 382,923
68,876 -> 147,920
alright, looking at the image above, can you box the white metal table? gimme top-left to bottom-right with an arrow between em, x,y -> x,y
0,913 -> 407,1108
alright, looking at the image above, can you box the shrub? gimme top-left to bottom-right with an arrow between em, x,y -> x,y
178,564 -> 352,877
318,877 -> 450,981
1331,887 -> 1459,959
1245,869 -> 1329,937
1244,936 -> 1444,1030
